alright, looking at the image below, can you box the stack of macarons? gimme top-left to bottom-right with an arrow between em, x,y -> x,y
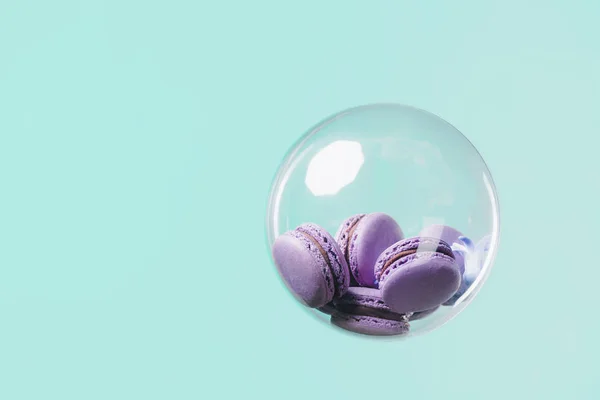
272,213 -> 488,336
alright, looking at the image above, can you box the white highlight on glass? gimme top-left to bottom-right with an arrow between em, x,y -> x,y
305,141 -> 364,196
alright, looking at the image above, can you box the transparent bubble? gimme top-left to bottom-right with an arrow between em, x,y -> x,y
266,104 -> 500,338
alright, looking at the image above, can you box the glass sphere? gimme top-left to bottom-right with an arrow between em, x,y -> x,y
266,104 -> 499,338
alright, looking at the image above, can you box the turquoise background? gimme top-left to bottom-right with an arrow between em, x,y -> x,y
1,1 -> 598,399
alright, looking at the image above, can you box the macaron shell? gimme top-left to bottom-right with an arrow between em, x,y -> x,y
374,236 -> 454,282
334,214 -> 366,252
298,223 -> 349,298
409,306 -> 440,321
333,286 -> 390,311
380,252 -> 461,313
331,287 -> 410,335
443,279 -> 469,306
272,232 -> 334,308
349,213 -> 404,287
334,214 -> 365,285
331,314 -> 409,336
419,224 -> 464,247
317,302 -> 338,316
454,250 -> 466,275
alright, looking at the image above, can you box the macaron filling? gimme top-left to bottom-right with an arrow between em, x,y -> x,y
297,230 -> 335,284
379,251 -> 457,284
375,237 -> 456,283
379,249 -> 417,277
297,224 -> 349,298
344,215 -> 365,264
335,303 -> 408,323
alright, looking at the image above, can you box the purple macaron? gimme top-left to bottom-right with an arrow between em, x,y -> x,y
419,224 -> 466,274
409,306 -> 439,321
272,223 -> 350,308
335,213 -> 404,287
419,224 -> 464,247
374,237 -> 461,314
331,287 -> 410,336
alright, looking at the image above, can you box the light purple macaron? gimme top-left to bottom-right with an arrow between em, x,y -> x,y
419,224 -> 464,248
335,213 -> 404,287
374,237 -> 461,314
331,287 -> 410,336
272,223 -> 350,308
419,224 -> 466,274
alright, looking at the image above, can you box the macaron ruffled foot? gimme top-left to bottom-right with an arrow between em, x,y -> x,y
272,223 -> 350,308
335,213 -> 403,288
331,287 -> 410,336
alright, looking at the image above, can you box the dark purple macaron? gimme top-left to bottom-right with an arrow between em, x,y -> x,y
272,223 -> 350,308
374,237 -> 461,314
317,302 -> 339,316
335,213 -> 404,287
409,306 -> 439,321
331,287 -> 410,336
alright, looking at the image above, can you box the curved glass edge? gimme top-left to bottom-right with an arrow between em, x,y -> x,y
263,103 -> 501,339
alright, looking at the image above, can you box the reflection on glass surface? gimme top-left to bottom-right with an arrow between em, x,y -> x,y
266,104 -> 500,338
305,140 -> 364,196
